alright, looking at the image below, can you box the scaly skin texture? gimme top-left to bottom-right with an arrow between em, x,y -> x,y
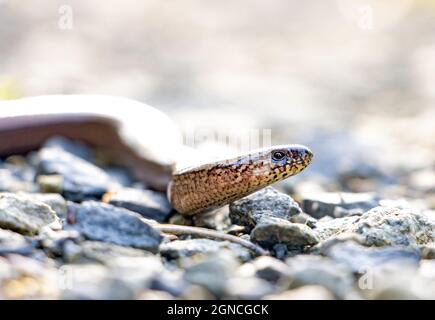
168,145 -> 313,215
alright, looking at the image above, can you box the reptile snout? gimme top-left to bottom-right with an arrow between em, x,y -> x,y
289,145 -> 313,165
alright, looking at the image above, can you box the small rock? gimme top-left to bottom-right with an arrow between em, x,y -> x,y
420,243 -> 435,259
103,188 -> 172,222
349,206 -> 435,247
179,284 -> 215,300
183,252 -> 240,297
264,285 -> 335,300
290,212 -> 317,228
103,166 -> 135,187
302,192 -> 379,218
149,267 -> 187,297
138,290 -> 175,300
0,163 -> 36,193
192,206 -> 231,231
250,217 -> 318,251
323,241 -> 420,273
229,187 -> 301,232
36,147 -> 118,201
60,264 -> 135,299
43,137 -> 96,162
159,239 -> 252,261
0,193 -> 59,235
37,228 -> 82,258
223,276 -> 275,299
314,215 -> 361,241
66,201 -> 162,252
18,192 -> 67,220
0,228 -> 32,255
357,262 -> 434,300
407,168 -> 435,193
0,254 -> 59,299
77,241 -> 152,264
285,255 -> 357,299
236,256 -> 291,284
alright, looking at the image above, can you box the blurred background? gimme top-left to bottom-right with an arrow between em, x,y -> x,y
0,0 -> 434,204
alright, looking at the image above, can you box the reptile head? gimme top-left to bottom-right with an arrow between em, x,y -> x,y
247,144 -> 313,183
267,144 -> 313,177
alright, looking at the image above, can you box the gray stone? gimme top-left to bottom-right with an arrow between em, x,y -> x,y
420,242 -> 435,259
285,255 -> 357,299
290,212 -> 317,228
18,192 -> 67,220
192,206 -> 231,231
60,264 -> 135,299
159,239 -> 251,261
237,256 -> 291,284
264,285 -> 335,300
0,254 -> 60,299
407,169 -> 435,193
250,217 -> 318,250
0,163 -> 36,193
183,252 -> 240,297
357,262 -> 435,300
302,192 -> 379,219
314,215 -> 361,241
66,201 -> 162,252
315,206 -> 435,248
104,188 -> 172,222
229,187 -> 301,232
223,276 -> 275,299
323,241 -> 420,273
61,240 -> 153,264
0,228 -> 33,255
37,229 -> 82,258
0,193 -> 59,235
43,137 -> 96,162
349,206 -> 435,247
36,147 -> 118,201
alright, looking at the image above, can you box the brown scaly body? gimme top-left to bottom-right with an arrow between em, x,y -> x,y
168,145 -> 313,215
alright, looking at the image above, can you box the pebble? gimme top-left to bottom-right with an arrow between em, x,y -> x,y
183,252 -> 240,297
302,192 -> 380,218
285,255 -> 358,299
43,137 -> 96,162
0,228 -> 33,255
65,240 -> 152,264
250,217 -> 319,251
223,276 -> 275,299
18,192 -> 67,220
36,147 -> 118,201
0,193 -> 59,235
0,163 -> 36,193
315,206 -> 435,248
192,206 -> 231,231
229,187 -> 301,232
323,241 -> 420,273
348,206 -> 435,247
264,285 -> 335,300
236,256 -> 291,284
159,239 -> 252,261
66,201 -> 162,252
60,264 -> 135,299
420,243 -> 435,259
103,188 -> 172,222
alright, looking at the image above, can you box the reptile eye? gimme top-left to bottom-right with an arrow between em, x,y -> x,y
272,150 -> 286,161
